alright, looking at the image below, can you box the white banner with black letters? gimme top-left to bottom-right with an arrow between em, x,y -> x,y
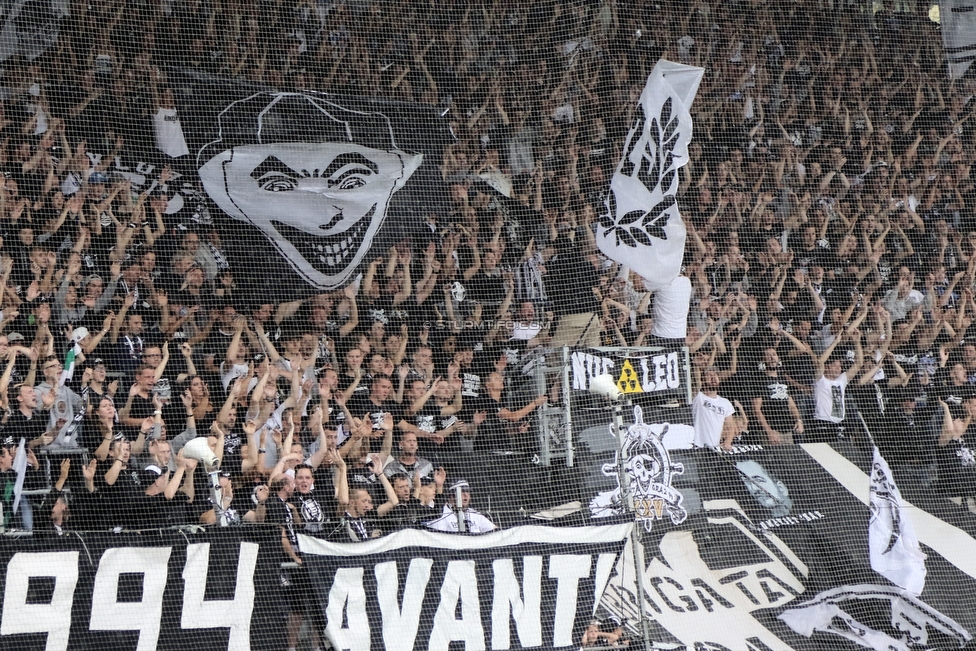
299,524 -> 631,651
570,346 -> 686,397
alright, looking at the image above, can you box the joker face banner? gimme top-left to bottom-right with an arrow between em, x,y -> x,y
597,60 -> 703,292
197,92 -> 424,291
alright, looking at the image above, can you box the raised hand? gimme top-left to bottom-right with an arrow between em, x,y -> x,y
82,459 -> 98,482
369,454 -> 384,476
102,311 -> 115,332
26,280 -> 40,302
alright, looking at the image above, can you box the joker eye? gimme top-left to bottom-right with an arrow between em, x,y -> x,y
336,176 -> 366,190
258,175 -> 297,192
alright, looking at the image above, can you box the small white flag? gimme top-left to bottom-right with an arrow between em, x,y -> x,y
11,437 -> 26,514
869,447 -> 926,595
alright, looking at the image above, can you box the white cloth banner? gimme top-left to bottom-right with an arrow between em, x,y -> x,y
11,437 -> 26,514
869,447 -> 926,595
940,0 -> 976,79
596,60 -> 703,292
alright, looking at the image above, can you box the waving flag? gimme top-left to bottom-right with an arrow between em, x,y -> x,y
869,447 -> 926,595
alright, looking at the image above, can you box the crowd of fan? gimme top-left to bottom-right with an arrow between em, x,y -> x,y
0,0 -> 972,561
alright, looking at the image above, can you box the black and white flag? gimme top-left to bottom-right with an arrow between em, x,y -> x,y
0,0 -> 69,62
160,72 -> 454,297
196,92 -> 424,291
869,447 -> 926,595
596,60 -> 702,292
939,0 -> 976,79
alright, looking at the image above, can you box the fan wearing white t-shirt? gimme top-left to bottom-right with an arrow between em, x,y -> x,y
648,275 -> 692,342
790,324 -> 864,442
692,368 -> 738,449
153,88 -> 190,158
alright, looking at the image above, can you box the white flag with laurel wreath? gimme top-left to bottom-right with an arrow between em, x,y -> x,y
597,60 -> 703,292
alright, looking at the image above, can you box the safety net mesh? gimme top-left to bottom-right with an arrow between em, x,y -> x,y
1,1 -> 976,650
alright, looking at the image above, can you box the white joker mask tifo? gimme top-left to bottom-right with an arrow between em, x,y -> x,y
198,93 -> 423,290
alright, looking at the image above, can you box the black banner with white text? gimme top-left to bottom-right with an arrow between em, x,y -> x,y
0,527 -> 281,651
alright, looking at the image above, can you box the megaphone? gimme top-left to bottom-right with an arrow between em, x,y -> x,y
589,374 -> 622,401
183,437 -> 220,472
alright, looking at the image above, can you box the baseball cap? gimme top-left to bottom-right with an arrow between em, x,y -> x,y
71,327 -> 90,343
139,465 -> 165,487
89,172 -> 109,185
449,479 -> 471,493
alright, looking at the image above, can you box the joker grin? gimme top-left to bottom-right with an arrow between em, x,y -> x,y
198,93 -> 422,290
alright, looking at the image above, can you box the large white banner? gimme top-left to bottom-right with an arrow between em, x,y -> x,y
596,60 -> 703,292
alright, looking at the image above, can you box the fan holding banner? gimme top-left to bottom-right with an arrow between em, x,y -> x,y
597,60 -> 704,341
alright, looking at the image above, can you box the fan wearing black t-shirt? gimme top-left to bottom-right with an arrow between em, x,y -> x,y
337,346 -> 369,400
402,378 -> 464,464
289,461 -> 346,651
97,438 -> 148,529
291,459 -> 347,536
750,348 -> 805,445
119,365 -> 158,431
264,475 -> 307,651
142,445 -> 198,528
7,383 -> 53,449
342,488 -> 381,541
347,375 -> 408,436
473,372 -> 547,454
381,472 -> 437,530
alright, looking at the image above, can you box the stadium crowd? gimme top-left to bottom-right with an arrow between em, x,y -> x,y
0,0 -> 970,559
